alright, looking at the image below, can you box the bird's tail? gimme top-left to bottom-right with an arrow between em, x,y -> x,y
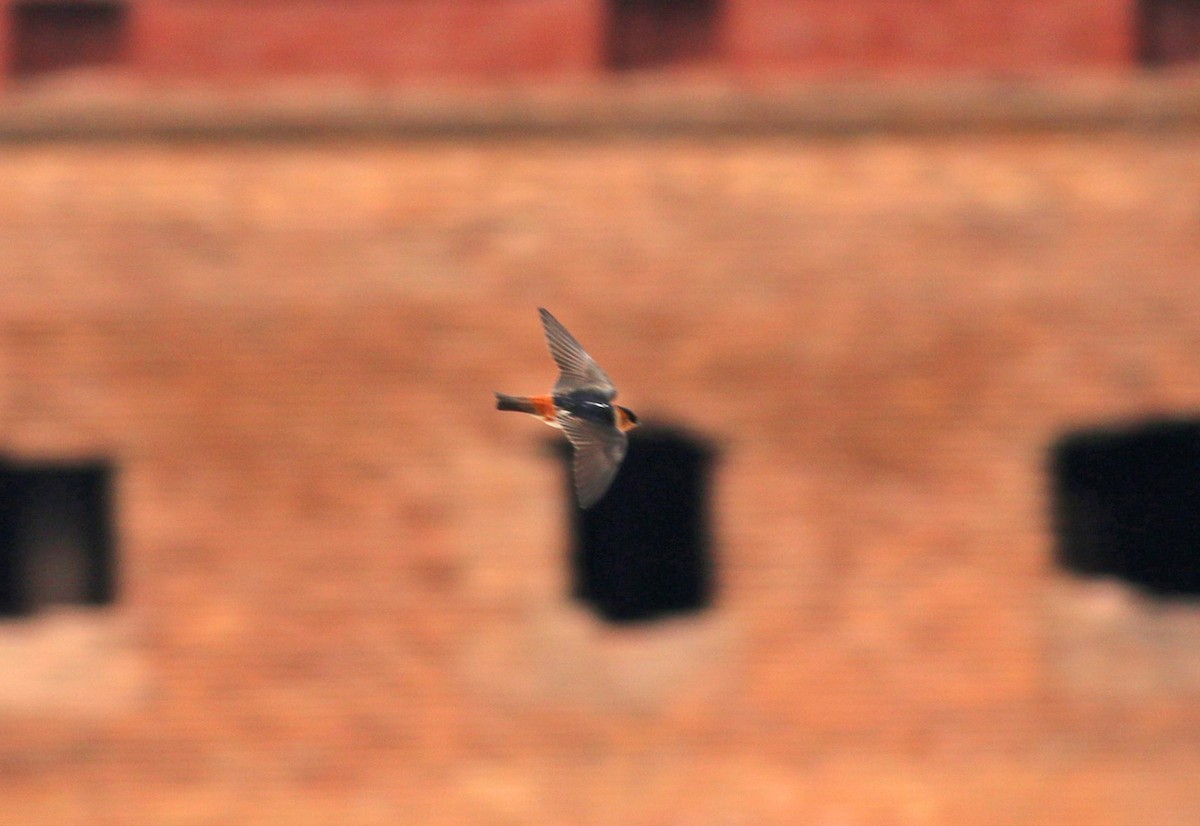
495,392 -> 538,414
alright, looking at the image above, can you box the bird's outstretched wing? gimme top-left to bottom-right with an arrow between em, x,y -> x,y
559,415 -> 628,508
539,308 -> 616,399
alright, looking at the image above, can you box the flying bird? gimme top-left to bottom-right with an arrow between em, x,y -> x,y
495,308 -> 639,508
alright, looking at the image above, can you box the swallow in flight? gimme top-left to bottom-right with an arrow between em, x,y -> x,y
495,308 -> 639,508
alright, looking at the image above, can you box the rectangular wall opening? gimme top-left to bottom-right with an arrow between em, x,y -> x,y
1050,418 -> 1200,597
0,459 -> 116,617
8,1 -> 131,79
605,0 -> 722,71
561,425 -> 716,623
1139,0 -> 1200,67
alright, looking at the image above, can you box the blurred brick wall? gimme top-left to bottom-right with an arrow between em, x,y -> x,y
134,0 -> 603,81
1,82 -> 1200,823
727,0 -> 1134,75
0,0 -> 1140,82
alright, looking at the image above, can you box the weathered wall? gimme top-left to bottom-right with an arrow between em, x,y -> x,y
1,82 -> 1200,824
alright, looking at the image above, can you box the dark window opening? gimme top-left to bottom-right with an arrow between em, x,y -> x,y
605,0 -> 722,71
559,425 -> 716,623
1138,0 -> 1200,67
0,459 -> 116,617
8,1 -> 130,79
1050,418 -> 1200,596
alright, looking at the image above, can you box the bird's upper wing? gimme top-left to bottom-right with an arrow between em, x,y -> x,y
559,415 -> 628,508
540,308 -> 616,399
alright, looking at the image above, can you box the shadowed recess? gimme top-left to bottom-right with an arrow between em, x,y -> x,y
1050,417 -> 1200,596
9,0 -> 130,79
0,459 -> 116,617
1138,0 -> 1200,67
605,0 -> 722,71
557,425 -> 716,623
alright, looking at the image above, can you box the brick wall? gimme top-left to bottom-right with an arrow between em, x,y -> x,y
134,0 -> 603,81
1,81 -> 1200,823
727,0 -> 1134,75
0,0 -> 1142,83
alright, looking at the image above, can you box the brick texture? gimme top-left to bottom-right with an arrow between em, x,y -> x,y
134,0 -> 603,81
1,82 -> 1200,823
727,0 -> 1134,75
0,0 -> 1142,83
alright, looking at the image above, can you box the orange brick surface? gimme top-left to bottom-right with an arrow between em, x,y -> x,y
1,81 -> 1200,823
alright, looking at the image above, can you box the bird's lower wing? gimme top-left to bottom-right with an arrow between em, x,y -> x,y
560,416 -> 628,508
